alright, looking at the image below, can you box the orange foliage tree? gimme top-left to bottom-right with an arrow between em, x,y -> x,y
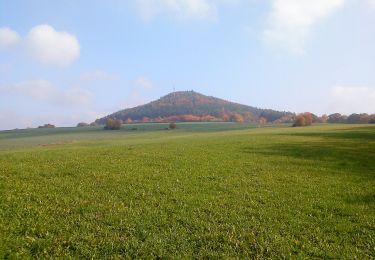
258,117 -> 267,125
231,113 -> 244,123
293,112 -> 313,127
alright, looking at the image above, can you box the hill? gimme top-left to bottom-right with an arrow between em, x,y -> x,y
95,91 -> 294,124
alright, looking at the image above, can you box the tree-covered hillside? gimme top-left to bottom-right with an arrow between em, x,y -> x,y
95,91 -> 293,124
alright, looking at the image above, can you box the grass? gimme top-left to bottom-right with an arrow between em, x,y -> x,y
0,123 -> 374,258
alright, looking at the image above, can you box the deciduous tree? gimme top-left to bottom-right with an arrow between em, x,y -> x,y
104,118 -> 122,130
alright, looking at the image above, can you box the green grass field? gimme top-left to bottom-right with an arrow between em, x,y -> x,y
0,123 -> 374,258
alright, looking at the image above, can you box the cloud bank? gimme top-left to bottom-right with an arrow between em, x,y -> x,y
329,86 -> 375,114
25,24 -> 80,66
0,24 -> 80,66
1,80 -> 93,106
0,27 -> 20,48
134,0 -> 238,20
264,0 -> 346,53
368,0 -> 375,9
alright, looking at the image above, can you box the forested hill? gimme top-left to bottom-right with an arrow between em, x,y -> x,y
95,91 -> 294,124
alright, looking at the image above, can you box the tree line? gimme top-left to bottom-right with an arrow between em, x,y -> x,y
293,112 -> 375,127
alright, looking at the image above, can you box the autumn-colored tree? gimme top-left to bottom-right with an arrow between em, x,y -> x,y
303,112 -> 313,126
319,114 -> 329,123
293,112 -> 313,127
258,117 -> 267,125
125,118 -> 133,124
165,115 -> 179,122
347,113 -> 372,124
359,114 -> 370,124
273,115 -> 295,124
293,115 -> 306,127
154,117 -> 163,123
180,114 -> 200,121
220,108 -> 230,122
142,117 -> 150,123
242,112 -> 253,123
104,118 -> 122,130
200,115 -> 216,122
231,113 -> 244,123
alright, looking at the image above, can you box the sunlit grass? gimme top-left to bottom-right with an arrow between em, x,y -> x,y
0,123 -> 374,258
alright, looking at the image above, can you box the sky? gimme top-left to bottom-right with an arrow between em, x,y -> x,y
0,0 -> 374,130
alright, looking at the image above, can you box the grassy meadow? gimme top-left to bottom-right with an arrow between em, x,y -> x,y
0,123 -> 374,258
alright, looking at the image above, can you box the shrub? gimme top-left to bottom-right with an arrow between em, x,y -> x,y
293,112 -> 313,127
293,115 -> 306,127
77,122 -> 89,127
38,124 -> 55,128
169,122 -> 176,129
104,118 -> 122,130
304,113 -> 313,126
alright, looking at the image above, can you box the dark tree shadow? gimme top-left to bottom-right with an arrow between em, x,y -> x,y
280,125 -> 375,141
346,193 -> 375,207
242,126 -> 375,175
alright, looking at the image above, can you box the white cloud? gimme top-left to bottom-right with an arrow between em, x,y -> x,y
80,70 -> 118,81
264,0 -> 346,53
134,0 -> 238,20
0,27 -> 20,49
0,24 -> 80,66
1,80 -> 93,106
10,80 -> 57,100
368,0 -> 375,9
136,0 -> 214,20
25,24 -> 80,66
329,86 -> 375,114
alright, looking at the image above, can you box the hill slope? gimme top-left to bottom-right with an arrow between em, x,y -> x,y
95,91 -> 294,124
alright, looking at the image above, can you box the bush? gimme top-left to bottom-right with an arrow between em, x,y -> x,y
169,122 -> 177,129
104,118 -> 122,130
38,124 -> 55,128
293,113 -> 313,127
293,115 -> 306,127
77,122 -> 89,127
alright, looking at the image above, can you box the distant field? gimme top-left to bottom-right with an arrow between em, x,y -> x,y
0,123 -> 374,258
0,122 -> 257,150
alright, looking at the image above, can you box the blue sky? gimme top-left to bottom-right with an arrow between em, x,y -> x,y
0,0 -> 374,129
